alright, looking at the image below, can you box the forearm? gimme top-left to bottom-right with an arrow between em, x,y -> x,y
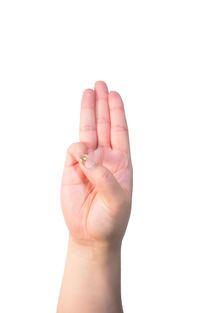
57,237 -> 123,313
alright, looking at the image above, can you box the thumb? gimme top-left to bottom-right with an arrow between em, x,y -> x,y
79,153 -> 124,207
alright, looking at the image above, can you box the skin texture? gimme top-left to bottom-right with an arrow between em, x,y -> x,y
57,81 -> 133,313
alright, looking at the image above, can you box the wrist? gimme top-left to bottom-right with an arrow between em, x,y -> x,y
67,235 -> 122,265
58,237 -> 123,313
65,235 -> 123,312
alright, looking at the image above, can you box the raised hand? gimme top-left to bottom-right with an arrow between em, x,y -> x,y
61,81 -> 133,247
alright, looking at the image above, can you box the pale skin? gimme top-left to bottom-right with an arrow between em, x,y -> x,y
57,81 -> 133,313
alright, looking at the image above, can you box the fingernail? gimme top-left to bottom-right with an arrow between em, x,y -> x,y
80,154 -> 96,169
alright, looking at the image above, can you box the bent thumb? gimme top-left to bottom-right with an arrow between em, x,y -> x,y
79,153 -> 124,207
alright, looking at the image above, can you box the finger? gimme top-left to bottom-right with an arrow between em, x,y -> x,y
79,89 -> 97,149
63,142 -> 88,186
65,142 -> 88,167
108,91 -> 130,153
79,153 -> 125,208
95,81 -> 111,147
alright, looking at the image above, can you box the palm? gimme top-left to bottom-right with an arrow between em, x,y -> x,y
61,82 -> 132,242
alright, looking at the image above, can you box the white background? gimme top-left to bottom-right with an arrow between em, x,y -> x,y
0,0 -> 200,312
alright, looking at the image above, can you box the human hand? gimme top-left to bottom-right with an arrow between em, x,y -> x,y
61,81 -> 133,248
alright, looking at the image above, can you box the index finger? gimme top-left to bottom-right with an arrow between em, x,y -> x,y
79,89 -> 97,150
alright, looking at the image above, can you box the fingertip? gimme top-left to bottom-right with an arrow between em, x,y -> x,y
81,88 -> 95,111
94,81 -> 108,93
108,91 -> 124,110
84,88 -> 94,94
109,91 -> 121,99
82,88 -> 95,99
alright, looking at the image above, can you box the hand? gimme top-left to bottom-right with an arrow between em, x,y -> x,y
61,81 -> 133,248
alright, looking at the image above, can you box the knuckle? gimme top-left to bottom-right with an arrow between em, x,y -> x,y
111,124 -> 128,132
67,143 -> 76,154
96,117 -> 110,125
66,142 -> 86,155
80,124 -> 96,132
